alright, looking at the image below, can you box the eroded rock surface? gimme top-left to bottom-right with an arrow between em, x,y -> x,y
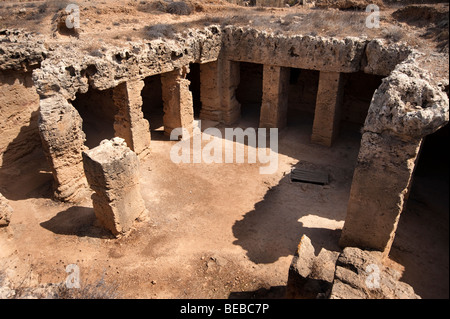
0,29 -> 47,72
287,236 -> 421,299
286,235 -> 340,299
82,137 -> 147,237
340,57 -> 449,255
330,247 -> 421,299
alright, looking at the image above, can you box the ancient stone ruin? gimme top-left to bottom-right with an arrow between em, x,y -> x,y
82,137 -> 147,237
0,0 -> 448,300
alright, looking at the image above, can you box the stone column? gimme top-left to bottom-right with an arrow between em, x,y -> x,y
260,65 -> 290,129
339,133 -> 423,256
199,58 -> 241,126
311,71 -> 345,147
113,79 -> 151,157
339,62 -> 449,258
161,66 -> 194,137
82,138 -> 147,237
199,61 -> 222,122
38,95 -> 88,202
221,59 -> 241,125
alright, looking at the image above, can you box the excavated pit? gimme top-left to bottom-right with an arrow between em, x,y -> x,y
0,4 -> 449,299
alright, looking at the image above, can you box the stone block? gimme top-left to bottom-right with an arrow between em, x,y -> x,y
82,137 -> 146,236
286,235 -> 339,299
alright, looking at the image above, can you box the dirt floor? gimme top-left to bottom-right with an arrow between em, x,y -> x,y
0,112 -> 448,298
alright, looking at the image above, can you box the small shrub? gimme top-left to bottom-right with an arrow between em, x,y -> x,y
166,1 -> 193,16
383,26 -> 405,43
55,278 -> 120,299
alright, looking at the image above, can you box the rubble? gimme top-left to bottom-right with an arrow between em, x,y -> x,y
287,235 -> 421,299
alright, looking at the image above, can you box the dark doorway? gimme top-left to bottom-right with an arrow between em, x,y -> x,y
390,124 -> 449,298
341,71 -> 384,128
141,74 -> 165,140
236,62 -> 263,127
287,67 -> 320,128
72,87 -> 117,149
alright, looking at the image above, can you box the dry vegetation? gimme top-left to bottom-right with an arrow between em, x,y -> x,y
0,0 -> 448,52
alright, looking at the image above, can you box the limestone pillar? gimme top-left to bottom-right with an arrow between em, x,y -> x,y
113,79 -> 151,157
221,59 -> 241,125
339,133 -> 422,256
340,62 -> 449,258
199,59 -> 241,125
38,95 -> 88,202
161,66 -> 194,137
260,65 -> 290,129
82,138 -> 147,237
311,71 -> 345,147
199,61 -> 222,122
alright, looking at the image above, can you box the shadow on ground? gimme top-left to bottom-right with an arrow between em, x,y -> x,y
40,206 -> 113,239
232,168 -> 344,265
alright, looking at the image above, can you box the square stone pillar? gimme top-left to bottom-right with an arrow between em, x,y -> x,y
339,133 -> 423,257
82,138 -> 147,237
199,61 -> 222,122
199,58 -> 241,126
38,95 -> 89,202
260,65 -> 290,129
311,72 -> 345,147
161,66 -> 194,137
113,79 -> 151,157
221,59 -> 241,125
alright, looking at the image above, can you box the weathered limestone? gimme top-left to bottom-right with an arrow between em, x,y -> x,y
311,71 -> 345,147
113,79 -> 151,157
287,236 -> 421,299
340,59 -> 449,256
199,61 -> 222,122
259,65 -> 290,129
82,138 -> 146,237
363,39 -> 412,77
221,60 -> 241,125
330,247 -> 420,299
10,25 -> 442,213
0,70 -> 41,167
38,95 -> 88,202
286,235 -> 339,299
161,66 -> 195,137
0,193 -> 13,227
199,58 -> 241,125
32,26 -> 223,100
0,29 -> 47,72
222,26 -> 367,73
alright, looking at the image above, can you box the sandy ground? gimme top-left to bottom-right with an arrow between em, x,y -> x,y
0,112 -> 358,299
1,111 -> 448,299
